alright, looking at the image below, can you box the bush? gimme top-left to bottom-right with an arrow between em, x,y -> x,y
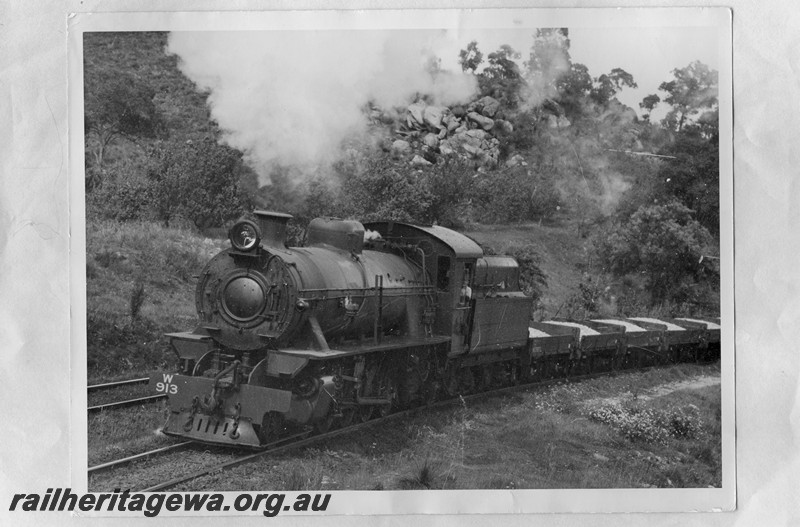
586,400 -> 704,444
505,243 -> 548,300
468,165 -> 560,223
146,139 -> 253,229
87,174 -> 152,223
595,201 -> 717,304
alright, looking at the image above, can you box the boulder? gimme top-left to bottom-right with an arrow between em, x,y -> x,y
464,129 -> 488,142
494,119 -> 514,135
467,111 -> 494,131
423,105 -> 446,130
462,143 -> 483,157
407,102 -> 426,128
506,154 -> 527,168
477,96 -> 501,117
423,133 -> 440,149
391,139 -> 411,157
451,105 -> 466,118
443,113 -> 461,132
410,155 -> 432,167
438,140 -> 455,156
547,114 -> 571,129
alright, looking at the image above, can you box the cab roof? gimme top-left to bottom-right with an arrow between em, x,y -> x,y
364,221 -> 484,259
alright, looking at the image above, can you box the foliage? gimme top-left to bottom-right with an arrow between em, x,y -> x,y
561,280 -> 604,319
84,67 -> 163,176
458,40 -> 483,73
338,156 -> 435,223
639,94 -> 661,121
654,129 -> 720,235
654,61 -> 719,133
586,399 -> 704,444
590,68 -> 638,106
596,201 -> 716,304
87,172 -> 152,223
477,44 -> 525,108
555,62 -> 593,116
146,139 -> 252,229
468,165 -> 560,223
525,28 -> 572,100
129,279 -> 146,323
337,154 -> 475,227
504,244 -> 548,300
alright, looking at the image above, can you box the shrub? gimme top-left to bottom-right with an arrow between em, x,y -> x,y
87,175 -> 152,223
505,243 -> 548,301
468,165 -> 560,223
129,279 -> 146,323
660,404 -> 703,439
586,399 -> 705,444
595,201 -> 718,304
146,139 -> 252,229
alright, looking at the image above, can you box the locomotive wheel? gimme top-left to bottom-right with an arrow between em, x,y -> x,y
358,405 -> 375,423
378,377 -> 398,417
339,407 -> 356,428
314,410 -> 335,434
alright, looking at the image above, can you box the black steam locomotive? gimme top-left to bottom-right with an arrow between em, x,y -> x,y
150,211 -> 720,448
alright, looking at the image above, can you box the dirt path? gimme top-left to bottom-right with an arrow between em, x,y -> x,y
585,374 -> 721,407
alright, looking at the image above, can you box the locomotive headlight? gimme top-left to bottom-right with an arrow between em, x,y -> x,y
229,220 -> 261,251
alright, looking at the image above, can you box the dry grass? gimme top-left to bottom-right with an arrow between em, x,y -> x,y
85,219 -> 227,381
87,403 -> 173,466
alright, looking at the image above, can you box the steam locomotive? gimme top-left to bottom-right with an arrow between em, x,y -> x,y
150,211 -> 720,448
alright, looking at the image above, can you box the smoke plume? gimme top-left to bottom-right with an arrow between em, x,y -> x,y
168,31 -> 477,186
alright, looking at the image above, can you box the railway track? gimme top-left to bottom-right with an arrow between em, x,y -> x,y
88,441 -> 194,475
90,367 -> 625,492
87,376 -> 165,413
88,377 -> 150,392
88,394 -> 166,413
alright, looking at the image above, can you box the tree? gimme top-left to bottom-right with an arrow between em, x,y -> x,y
639,93 -> 661,121
598,201 -> 716,304
338,157 -> 435,223
483,45 -> 522,80
147,139 -> 251,229
555,62 -> 593,116
590,68 -> 638,106
525,28 -> 571,100
655,129 -> 720,235
658,61 -> 718,133
458,40 -> 484,73
478,45 -> 525,108
84,69 -> 162,173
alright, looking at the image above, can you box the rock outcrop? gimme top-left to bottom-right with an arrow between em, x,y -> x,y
368,93 -> 568,169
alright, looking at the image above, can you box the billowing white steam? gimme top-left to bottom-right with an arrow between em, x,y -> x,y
168,31 -> 478,185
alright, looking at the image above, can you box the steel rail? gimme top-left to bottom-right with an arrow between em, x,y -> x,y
88,377 -> 150,392
88,394 -> 166,413
88,441 -> 195,475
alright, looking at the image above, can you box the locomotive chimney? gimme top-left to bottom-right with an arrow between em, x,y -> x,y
253,210 -> 293,249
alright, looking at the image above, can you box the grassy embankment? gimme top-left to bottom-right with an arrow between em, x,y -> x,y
85,219 -> 226,382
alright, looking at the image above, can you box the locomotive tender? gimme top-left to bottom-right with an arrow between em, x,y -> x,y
151,210 -> 720,448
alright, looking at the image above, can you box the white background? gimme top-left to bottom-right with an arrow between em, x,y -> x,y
0,1 -> 795,526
